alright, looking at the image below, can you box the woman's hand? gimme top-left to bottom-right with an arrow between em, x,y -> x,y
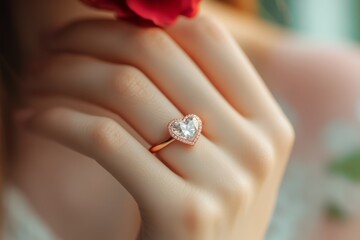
23,15 -> 294,240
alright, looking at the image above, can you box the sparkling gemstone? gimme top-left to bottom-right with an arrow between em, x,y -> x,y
171,116 -> 200,140
168,114 -> 202,146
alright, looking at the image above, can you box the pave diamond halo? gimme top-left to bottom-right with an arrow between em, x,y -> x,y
168,114 -> 202,146
149,114 -> 203,153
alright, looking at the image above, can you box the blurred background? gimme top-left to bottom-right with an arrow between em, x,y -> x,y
261,0 -> 360,42
255,1 -> 360,240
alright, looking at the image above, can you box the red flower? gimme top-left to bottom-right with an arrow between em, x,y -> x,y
80,0 -> 201,27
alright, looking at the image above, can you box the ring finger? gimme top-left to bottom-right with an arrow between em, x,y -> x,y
25,54 -> 248,188
49,19 -> 247,142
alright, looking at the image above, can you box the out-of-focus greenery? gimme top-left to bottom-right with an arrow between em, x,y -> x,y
260,0 -> 289,26
331,150 -> 360,182
349,0 -> 360,40
260,0 -> 360,42
326,202 -> 348,221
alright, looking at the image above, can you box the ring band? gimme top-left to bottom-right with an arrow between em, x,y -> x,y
149,114 -> 202,153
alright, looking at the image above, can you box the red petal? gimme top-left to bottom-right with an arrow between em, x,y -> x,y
181,0 -> 201,17
126,0 -> 184,26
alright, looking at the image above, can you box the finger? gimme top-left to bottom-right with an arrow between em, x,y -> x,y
165,15 -> 283,120
48,19 -> 245,142
26,54 -> 185,145
26,55 -> 245,188
165,16 -> 294,179
27,107 -> 188,210
25,94 -> 148,147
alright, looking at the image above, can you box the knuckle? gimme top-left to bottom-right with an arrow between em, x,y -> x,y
220,176 -> 253,212
281,118 -> 296,148
193,15 -> 228,42
182,192 -> 221,236
251,138 -> 276,180
109,67 -> 154,103
133,28 -> 173,55
271,116 -> 295,152
90,118 -> 127,151
239,129 -> 276,180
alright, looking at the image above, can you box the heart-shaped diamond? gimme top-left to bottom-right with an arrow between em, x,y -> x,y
168,114 -> 202,146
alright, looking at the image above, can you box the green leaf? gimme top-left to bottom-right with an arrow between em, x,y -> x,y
326,202 -> 347,221
330,150 -> 360,182
259,0 -> 290,26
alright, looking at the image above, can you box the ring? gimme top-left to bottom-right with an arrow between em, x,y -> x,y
149,114 -> 203,153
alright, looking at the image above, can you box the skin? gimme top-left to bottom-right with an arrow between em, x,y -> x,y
10,0 -> 294,239
216,3 -> 360,239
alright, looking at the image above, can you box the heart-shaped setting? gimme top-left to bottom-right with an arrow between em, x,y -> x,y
168,114 -> 202,146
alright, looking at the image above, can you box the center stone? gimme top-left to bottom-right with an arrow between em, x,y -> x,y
171,117 -> 199,140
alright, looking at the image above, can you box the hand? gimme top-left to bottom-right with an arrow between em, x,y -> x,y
23,15 -> 294,240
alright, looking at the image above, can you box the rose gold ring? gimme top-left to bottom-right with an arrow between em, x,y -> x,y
149,114 -> 202,153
